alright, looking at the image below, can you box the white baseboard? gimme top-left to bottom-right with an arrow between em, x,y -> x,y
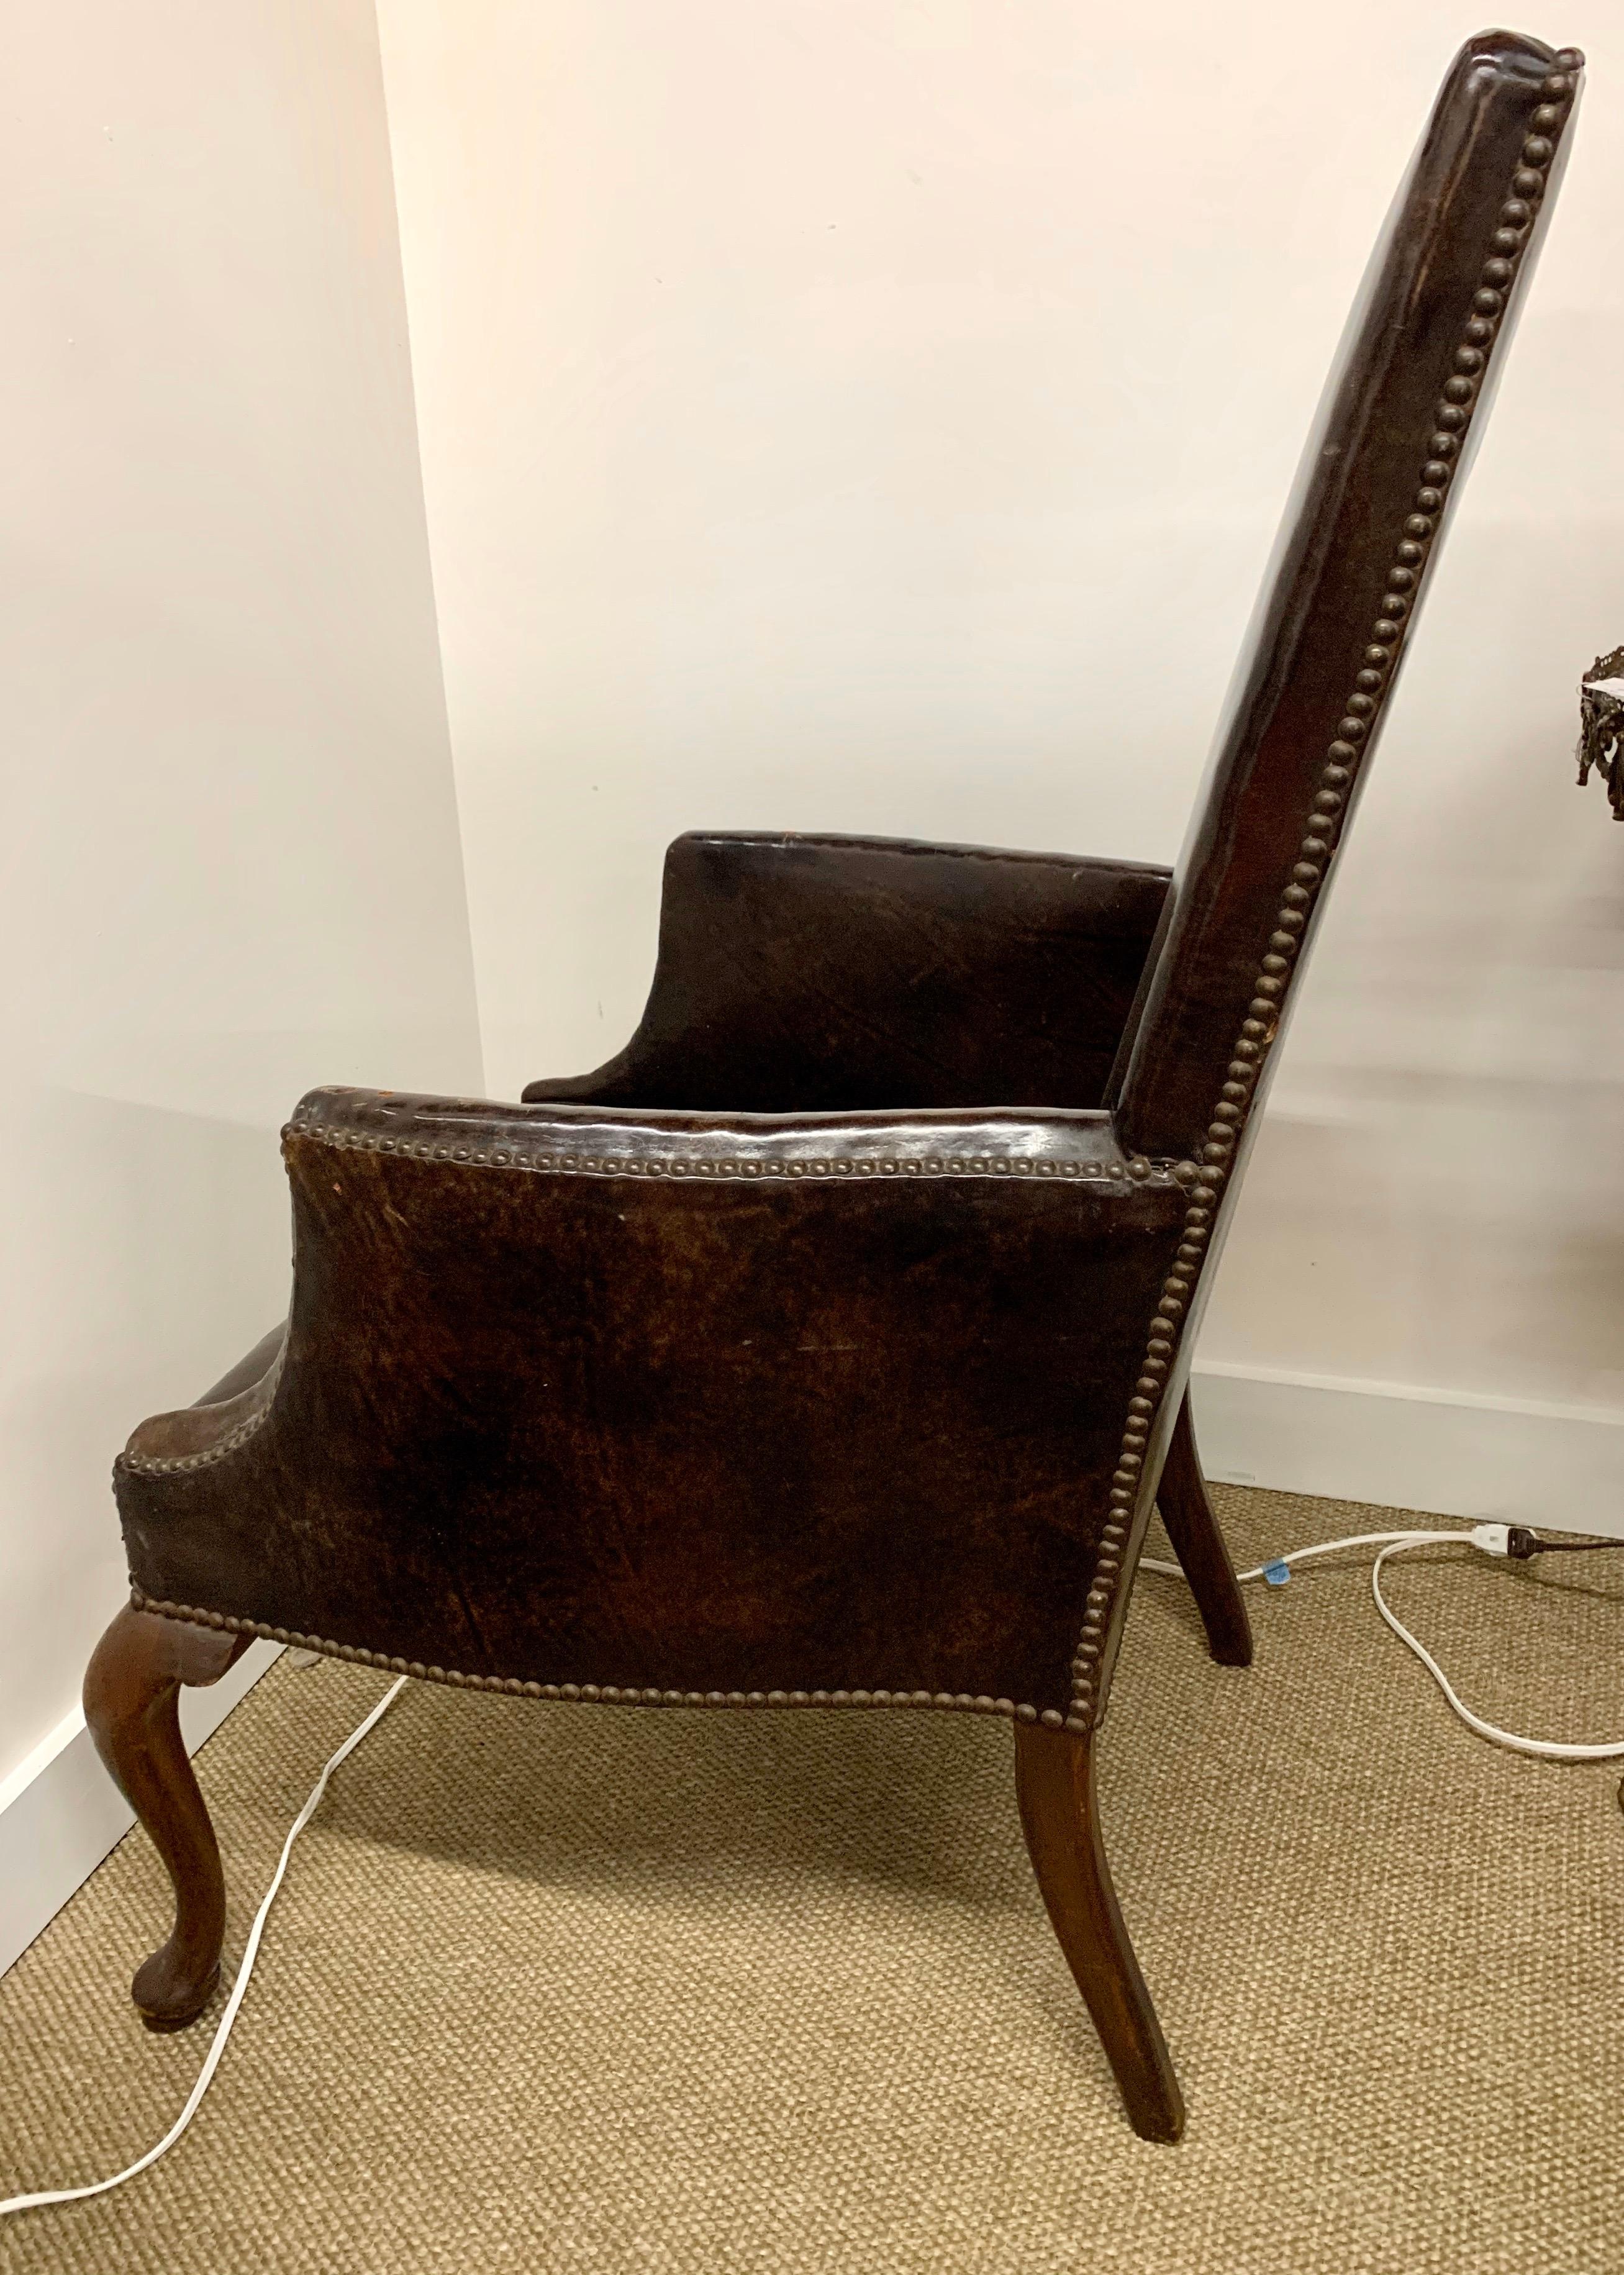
1191,1363 -> 1624,1538
0,1639 -> 281,1982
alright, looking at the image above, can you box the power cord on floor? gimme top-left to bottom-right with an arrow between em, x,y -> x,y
0,1674 -> 408,2221
5,1522 -> 1621,2219
1142,1522 -> 1624,1763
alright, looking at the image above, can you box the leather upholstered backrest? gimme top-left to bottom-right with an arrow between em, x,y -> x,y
1111,31 -> 1582,1169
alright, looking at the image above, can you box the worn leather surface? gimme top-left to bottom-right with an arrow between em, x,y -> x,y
1083,27 -> 1584,1715
117,1091 -> 1186,1713
111,30 -> 1579,1729
525,833 -> 1171,1114
1112,30 -> 1576,1164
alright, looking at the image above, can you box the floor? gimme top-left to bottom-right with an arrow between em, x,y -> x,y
2,1485 -> 1620,2274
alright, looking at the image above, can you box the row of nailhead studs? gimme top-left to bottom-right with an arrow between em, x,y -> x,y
120,1135 -> 1190,1475
1064,56 -> 1582,1740
286,1122 -> 1193,1187
119,1350 -> 285,1477
119,1125 -> 1195,1481
121,1417 -> 271,1478
120,1134 -> 1185,1478
129,1593 -> 1068,1723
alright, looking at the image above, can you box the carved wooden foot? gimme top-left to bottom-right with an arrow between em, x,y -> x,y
83,1604 -> 249,2029
1014,1722 -> 1185,2143
1157,1391 -> 1253,1668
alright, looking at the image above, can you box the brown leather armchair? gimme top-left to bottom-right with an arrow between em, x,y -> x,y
86,31 -> 1582,2143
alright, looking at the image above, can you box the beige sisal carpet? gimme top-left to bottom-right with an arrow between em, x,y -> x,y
1,1485 -> 1620,2274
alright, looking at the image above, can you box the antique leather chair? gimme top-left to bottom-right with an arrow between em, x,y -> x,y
86,31 -> 1581,2143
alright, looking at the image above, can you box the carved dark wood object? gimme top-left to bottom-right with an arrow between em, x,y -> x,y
1577,645 -> 1624,817
89,33 -> 1581,2137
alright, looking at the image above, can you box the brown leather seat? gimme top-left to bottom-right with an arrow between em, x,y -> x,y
88,30 -> 1583,2141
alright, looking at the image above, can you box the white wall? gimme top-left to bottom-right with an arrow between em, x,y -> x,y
376,1 -> 1624,1522
0,0 -> 483,1807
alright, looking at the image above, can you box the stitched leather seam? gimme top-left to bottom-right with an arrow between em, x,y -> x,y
1068,58 -> 1581,1738
126,1589 -> 1068,1726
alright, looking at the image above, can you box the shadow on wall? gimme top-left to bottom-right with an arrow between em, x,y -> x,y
1204,512 -> 1624,1414
1207,1089 -> 1624,1414
0,1091 -> 288,1773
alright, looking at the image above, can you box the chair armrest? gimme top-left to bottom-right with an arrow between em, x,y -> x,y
114,1084 -> 1192,1726
523,832 -> 1171,1114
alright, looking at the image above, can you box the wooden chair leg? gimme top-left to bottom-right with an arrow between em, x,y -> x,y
83,1604 -> 250,2030
1158,1390 -> 1253,1668
1014,1722 -> 1184,2143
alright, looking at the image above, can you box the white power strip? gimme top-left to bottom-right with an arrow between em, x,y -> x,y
1142,1522 -> 1624,1763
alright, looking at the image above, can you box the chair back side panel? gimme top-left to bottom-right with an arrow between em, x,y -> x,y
1112,31 -> 1581,1165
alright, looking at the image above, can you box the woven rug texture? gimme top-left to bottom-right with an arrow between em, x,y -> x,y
1,1484 -> 1620,2274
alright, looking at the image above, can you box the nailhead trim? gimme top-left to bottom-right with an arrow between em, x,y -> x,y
119,1345 -> 286,1478
119,1142 -> 1184,1480
283,1117 -> 1186,1188
127,1589 -> 1066,1723
120,1124 -> 1182,1715
1066,55 -> 1582,1740
120,1139 -> 1182,1481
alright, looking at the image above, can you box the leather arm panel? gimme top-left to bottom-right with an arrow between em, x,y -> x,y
524,832 -> 1171,1114
114,1085 -> 1188,1719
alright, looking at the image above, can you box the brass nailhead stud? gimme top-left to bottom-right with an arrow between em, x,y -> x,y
1070,122 -> 1563,1725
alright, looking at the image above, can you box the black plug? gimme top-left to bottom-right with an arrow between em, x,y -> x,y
1505,1525 -> 1624,1561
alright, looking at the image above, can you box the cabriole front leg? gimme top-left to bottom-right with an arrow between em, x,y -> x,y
83,1604 -> 250,2029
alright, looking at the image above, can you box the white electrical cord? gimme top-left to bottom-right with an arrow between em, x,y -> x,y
1143,1523 -> 1624,1763
0,1673 -> 407,2221
6,1523 -> 1620,2219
